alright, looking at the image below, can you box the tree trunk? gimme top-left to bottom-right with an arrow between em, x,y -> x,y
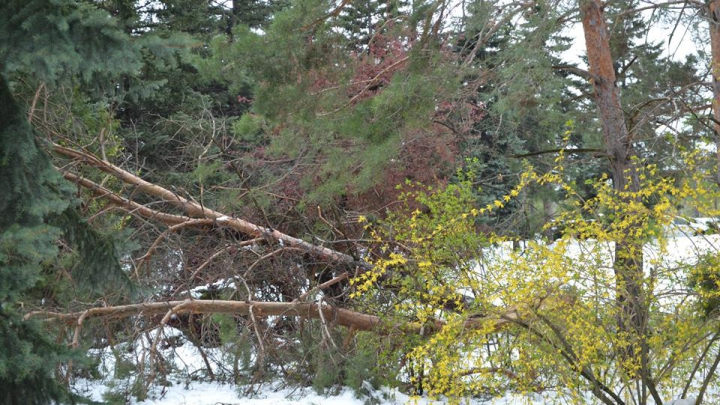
708,0 -> 720,185
25,299 -> 525,337
53,143 -> 366,270
581,0 -> 636,192
580,1 -> 657,403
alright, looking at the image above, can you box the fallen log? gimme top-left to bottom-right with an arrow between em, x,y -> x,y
25,299 -> 519,335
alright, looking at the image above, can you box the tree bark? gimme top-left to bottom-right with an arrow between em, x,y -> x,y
708,0 -> 720,185
581,1 -> 655,402
581,0 -> 636,192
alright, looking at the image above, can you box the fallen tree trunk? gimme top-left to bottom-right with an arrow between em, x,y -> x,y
25,299 -> 519,335
53,144 -> 478,311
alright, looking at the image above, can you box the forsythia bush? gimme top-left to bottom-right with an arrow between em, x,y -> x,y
353,150 -> 720,405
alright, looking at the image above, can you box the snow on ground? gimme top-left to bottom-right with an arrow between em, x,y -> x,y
71,322 -> 705,405
74,378 -> 698,405
73,378 -> 578,405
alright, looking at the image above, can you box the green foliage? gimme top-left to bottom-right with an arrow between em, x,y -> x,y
311,343 -> 341,394
231,113 -> 267,145
101,383 -> 133,405
343,334 -> 394,395
102,376 -> 148,404
0,0 -> 152,399
213,314 -> 254,383
454,4 -> 587,238
0,313 -> 74,404
0,0 -> 140,88
204,0 -> 463,207
309,331 -> 388,396
52,208 -> 132,294
2,0 -> 718,402
0,74 -> 102,403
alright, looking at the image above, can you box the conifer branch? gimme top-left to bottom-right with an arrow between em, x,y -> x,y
462,1 -> 535,67
610,0 -> 704,17
61,170 -> 191,225
552,64 -> 598,81
317,56 -> 409,117
56,146 -> 479,311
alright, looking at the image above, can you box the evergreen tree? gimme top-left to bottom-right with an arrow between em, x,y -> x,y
0,0 -> 143,401
207,0 -> 462,212
2,1 -> 715,402
455,1 -> 588,238
0,69 -> 75,405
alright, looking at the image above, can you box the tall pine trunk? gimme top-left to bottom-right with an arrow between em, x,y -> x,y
709,0 -> 720,185
580,1 -> 660,403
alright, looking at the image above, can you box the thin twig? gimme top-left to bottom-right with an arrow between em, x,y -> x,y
298,272 -> 349,301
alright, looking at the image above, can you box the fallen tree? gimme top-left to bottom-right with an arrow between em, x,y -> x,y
24,299 -> 520,334
25,295 -> 525,391
44,143 -> 569,398
52,142 -> 474,312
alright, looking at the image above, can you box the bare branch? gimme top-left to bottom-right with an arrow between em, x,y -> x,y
61,171 -> 191,226
53,144 -> 369,269
136,219 -> 218,277
611,0 -> 704,18
298,272 -> 349,301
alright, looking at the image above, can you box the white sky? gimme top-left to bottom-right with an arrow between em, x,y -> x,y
561,9 -> 706,67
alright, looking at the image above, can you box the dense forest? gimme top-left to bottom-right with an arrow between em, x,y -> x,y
3,0 -> 720,404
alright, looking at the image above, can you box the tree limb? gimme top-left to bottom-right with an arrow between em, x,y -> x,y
61,170 -> 191,226
53,144 -> 369,269
552,64 -> 598,81
610,0 -> 704,18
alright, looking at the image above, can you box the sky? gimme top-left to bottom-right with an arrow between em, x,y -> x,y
562,7 -> 704,66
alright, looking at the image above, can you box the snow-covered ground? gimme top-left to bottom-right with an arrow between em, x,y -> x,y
73,378 -> 699,405
73,377 -> 593,405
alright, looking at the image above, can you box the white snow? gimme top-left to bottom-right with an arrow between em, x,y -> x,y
74,378 -> 574,405
71,376 -> 708,405
667,398 -> 697,405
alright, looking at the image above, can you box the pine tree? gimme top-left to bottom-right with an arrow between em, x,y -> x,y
0,0 -> 142,401
455,1 -> 587,238
208,0 -> 461,210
